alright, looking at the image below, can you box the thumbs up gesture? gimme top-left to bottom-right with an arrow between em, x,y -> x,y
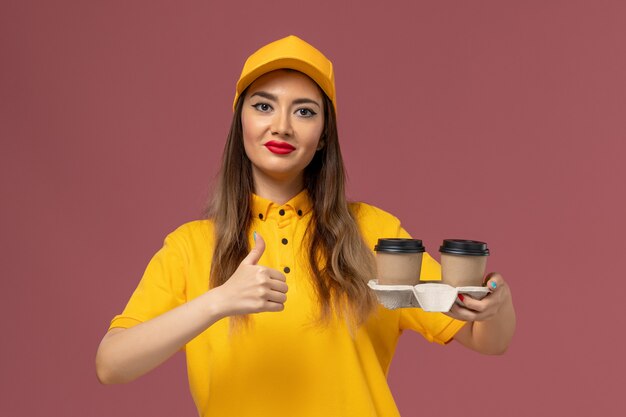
215,233 -> 288,317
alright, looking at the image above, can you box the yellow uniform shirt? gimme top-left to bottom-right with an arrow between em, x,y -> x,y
110,191 -> 466,416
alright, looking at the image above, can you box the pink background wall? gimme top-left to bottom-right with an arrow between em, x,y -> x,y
1,1 -> 624,415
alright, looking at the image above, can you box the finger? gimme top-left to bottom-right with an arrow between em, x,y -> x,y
267,268 -> 287,282
458,293 -> 489,312
453,303 -> 498,322
264,301 -> 285,312
241,232 -> 265,266
266,290 -> 287,304
269,280 -> 289,294
484,272 -> 503,291
445,304 -> 478,322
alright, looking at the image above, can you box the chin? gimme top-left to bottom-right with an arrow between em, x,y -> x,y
252,164 -> 299,179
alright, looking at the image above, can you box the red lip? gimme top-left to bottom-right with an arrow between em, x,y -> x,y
265,140 -> 296,155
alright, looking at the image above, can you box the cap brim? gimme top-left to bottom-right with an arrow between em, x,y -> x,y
233,57 -> 335,111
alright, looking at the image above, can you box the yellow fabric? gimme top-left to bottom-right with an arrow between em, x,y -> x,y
110,191 -> 466,416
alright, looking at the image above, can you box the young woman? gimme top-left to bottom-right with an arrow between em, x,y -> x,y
96,35 -> 516,416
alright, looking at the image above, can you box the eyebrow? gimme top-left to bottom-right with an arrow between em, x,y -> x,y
250,91 -> 321,109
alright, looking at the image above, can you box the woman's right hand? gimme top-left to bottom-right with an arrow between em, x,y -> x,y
96,233 -> 287,385
215,233 -> 288,317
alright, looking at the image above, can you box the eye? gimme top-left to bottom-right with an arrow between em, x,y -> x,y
296,108 -> 317,117
253,103 -> 272,112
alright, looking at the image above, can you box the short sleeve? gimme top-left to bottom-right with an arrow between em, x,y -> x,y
109,231 -> 188,330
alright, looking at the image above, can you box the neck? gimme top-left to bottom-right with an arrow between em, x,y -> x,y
252,169 -> 304,205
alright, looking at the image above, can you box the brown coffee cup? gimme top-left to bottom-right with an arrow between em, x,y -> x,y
374,239 -> 425,285
439,239 -> 489,287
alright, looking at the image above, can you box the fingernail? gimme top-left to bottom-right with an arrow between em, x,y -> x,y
253,231 -> 257,242
458,294 -> 465,302
490,282 -> 497,289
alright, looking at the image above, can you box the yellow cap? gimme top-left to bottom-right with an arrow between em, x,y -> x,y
233,35 -> 336,112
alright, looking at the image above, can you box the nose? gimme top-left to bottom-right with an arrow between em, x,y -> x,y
270,109 -> 293,137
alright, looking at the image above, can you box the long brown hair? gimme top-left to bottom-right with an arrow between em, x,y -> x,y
206,85 -> 377,329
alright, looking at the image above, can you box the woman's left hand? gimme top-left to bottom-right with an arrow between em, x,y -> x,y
445,272 -> 511,322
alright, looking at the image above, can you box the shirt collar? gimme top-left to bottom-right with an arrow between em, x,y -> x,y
251,189 -> 313,221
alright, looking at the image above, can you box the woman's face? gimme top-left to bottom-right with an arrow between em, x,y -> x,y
241,70 -> 325,185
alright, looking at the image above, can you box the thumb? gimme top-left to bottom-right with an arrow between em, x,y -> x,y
241,232 -> 265,265
484,272 -> 502,291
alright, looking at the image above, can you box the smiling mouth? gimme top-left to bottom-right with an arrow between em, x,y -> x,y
265,140 -> 296,154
